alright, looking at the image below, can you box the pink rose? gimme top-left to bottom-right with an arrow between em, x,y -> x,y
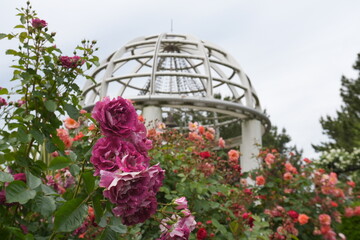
91,136 -> 149,175
256,175 -> 266,185
92,96 -> 138,138
99,164 -> 164,225
31,18 -> 47,29
174,197 -> 188,210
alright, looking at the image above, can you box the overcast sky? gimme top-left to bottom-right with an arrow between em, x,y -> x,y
1,0 -> 360,158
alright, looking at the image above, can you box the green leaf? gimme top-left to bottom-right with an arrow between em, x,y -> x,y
92,194 -> 103,223
6,181 -> 36,204
19,32 -> 27,43
26,170 -> 41,189
0,171 -> 14,182
44,100 -> 57,112
30,129 -> 44,143
40,183 -> 57,195
0,88 -> 8,95
64,103 -> 79,119
69,164 -> 80,177
99,226 -> 119,240
0,33 -> 7,39
32,195 -> 56,217
49,156 -> 71,170
109,217 -> 127,234
14,25 -> 25,29
211,218 -> 228,235
17,127 -> 30,143
54,198 -> 88,232
83,171 -> 95,194
6,49 -> 18,56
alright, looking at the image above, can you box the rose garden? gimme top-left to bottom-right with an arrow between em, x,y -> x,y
0,3 -> 359,240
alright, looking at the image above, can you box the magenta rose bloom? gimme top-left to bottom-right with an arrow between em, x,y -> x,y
99,164 -> 164,225
92,97 -> 138,138
31,18 -> 47,29
91,136 -> 150,175
113,195 -> 158,225
59,56 -> 84,68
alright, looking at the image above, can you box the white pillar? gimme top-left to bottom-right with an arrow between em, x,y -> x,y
240,119 -> 262,173
142,106 -> 162,128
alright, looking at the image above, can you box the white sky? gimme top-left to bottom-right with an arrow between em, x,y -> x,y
1,0 -> 360,158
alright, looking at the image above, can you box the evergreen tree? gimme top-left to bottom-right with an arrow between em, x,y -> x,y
262,125 -> 302,155
313,54 -> 360,152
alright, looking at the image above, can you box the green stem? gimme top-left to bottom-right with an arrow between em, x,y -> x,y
73,157 -> 87,199
49,231 -> 56,240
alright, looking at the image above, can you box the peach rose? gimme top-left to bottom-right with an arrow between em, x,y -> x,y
298,214 -> 310,225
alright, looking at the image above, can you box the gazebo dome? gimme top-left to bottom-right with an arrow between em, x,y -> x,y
82,33 -> 270,138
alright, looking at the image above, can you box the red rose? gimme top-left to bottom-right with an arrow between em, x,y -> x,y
197,228 -> 207,240
287,210 -> 299,219
199,151 -> 211,159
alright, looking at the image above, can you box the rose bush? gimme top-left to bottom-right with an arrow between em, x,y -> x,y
0,2 -> 359,240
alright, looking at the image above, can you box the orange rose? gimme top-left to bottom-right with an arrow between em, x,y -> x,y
298,214 -> 310,225
256,176 -> 266,185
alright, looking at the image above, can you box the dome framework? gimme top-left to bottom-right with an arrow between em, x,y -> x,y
82,33 -> 270,171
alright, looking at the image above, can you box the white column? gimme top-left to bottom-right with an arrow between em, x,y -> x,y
142,106 -> 162,128
240,119 -> 262,173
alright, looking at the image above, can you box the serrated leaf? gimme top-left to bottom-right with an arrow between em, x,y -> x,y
109,217 -> 127,233
99,226 -> 119,240
54,198 -> 88,232
6,181 -> 36,204
49,156 -> 71,170
44,100 -> 57,112
40,183 -> 57,195
30,129 -> 44,143
64,103 -> 79,119
26,170 -> 41,189
33,195 -> 56,217
83,171 -> 95,194
0,171 -> 14,182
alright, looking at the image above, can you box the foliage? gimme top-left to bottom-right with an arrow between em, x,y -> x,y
314,53 -> 360,173
262,126 -> 302,155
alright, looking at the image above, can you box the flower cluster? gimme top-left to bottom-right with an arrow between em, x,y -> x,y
157,197 -> 196,240
91,96 -> 164,225
320,148 -> 360,172
59,55 -> 84,68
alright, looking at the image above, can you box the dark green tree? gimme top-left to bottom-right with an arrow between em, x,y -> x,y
313,54 -> 360,152
262,125 -> 302,155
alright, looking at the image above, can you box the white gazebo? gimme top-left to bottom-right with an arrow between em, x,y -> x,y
81,33 -> 270,172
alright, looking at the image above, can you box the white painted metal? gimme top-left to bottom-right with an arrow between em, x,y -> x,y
81,33 -> 271,172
